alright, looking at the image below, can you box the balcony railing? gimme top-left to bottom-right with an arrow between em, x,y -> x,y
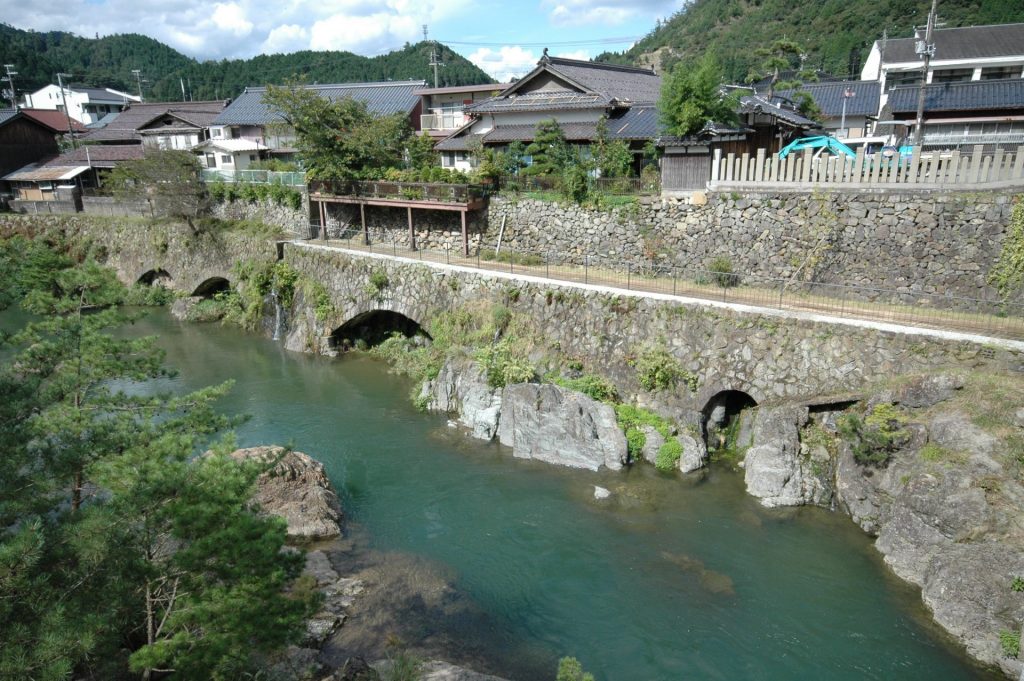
309,179 -> 489,204
201,169 -> 307,187
420,111 -> 467,131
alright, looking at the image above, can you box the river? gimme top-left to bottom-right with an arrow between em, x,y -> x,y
119,309 -> 997,681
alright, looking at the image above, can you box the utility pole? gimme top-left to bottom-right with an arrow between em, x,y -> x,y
424,24 -> 443,88
56,72 -> 77,149
2,64 -> 17,109
180,77 -> 186,102
132,69 -> 145,102
912,0 -> 939,148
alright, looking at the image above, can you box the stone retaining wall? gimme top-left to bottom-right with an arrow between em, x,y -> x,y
485,192 -> 1018,304
319,203 -> 487,252
211,195 -> 311,236
279,243 -> 1020,417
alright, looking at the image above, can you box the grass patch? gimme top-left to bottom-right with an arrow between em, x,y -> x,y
633,346 -> 698,393
615,404 -> 674,463
548,373 -> 618,403
1000,630 -> 1021,658
479,248 -> 545,266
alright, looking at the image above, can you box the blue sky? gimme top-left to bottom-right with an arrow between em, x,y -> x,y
2,0 -> 683,81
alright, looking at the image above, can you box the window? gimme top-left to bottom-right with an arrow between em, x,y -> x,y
442,151 -> 455,168
981,65 -> 1023,80
212,128 -> 222,138
886,71 -> 922,91
205,153 -> 217,167
221,154 -> 233,165
931,68 -> 973,83
249,155 -> 256,161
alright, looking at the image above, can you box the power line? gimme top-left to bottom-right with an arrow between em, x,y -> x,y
437,36 -> 643,47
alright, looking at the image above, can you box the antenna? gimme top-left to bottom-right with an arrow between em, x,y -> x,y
2,64 -> 17,109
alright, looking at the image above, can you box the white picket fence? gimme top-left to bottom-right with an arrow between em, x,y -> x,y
709,145 -> 1024,191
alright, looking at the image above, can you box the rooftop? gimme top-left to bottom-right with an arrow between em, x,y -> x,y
880,23 -> 1024,63
776,81 -> 881,118
213,80 -> 425,126
414,83 -> 508,96
82,101 -> 230,142
887,78 -> 1024,113
44,144 -> 146,168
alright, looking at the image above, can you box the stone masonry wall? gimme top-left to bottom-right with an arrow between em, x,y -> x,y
280,243 -> 1021,418
485,192 -> 1018,305
320,203 -> 487,253
0,214 -> 278,295
211,195 -> 311,236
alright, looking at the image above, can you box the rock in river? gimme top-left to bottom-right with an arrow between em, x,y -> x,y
227,446 -> 343,540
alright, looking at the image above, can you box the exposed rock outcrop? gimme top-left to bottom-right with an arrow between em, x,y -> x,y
227,446 -> 343,540
371,660 -> 509,681
423,358 -> 502,441
676,431 -> 708,473
497,382 -> 627,471
743,405 -> 830,507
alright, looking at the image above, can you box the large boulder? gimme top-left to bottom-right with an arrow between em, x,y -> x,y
227,446 -> 343,540
894,373 -> 964,408
744,405 -> 830,507
422,358 -> 502,441
497,382 -> 627,471
676,431 -> 707,474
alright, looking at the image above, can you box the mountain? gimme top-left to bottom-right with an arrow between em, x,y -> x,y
0,23 -> 494,103
597,0 -> 1024,81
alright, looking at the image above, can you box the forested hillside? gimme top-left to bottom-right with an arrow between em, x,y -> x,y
598,0 -> 1024,79
0,24 -> 493,103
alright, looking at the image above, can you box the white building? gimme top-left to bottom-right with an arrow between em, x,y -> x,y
194,138 -> 270,171
22,85 -> 140,125
861,23 -> 1024,109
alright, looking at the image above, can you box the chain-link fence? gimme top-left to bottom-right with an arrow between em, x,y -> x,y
292,224 -> 1024,341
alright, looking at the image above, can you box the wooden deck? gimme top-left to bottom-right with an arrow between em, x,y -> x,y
308,180 -> 490,256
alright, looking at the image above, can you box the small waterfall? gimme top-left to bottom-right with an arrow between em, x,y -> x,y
270,289 -> 285,341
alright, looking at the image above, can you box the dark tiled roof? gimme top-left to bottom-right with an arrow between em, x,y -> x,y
467,91 -> 611,113
21,108 -> 88,132
44,144 -> 145,168
776,81 -> 881,117
482,123 -> 600,144
887,78 -> 1024,113
739,95 -> 819,128
606,104 -> 659,139
82,101 -> 229,141
436,133 -> 482,152
213,80 -> 424,126
0,109 -> 19,126
881,23 -> 1024,63
544,57 -> 662,103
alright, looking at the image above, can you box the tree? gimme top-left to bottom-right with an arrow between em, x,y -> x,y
658,54 -> 739,138
525,119 -> 570,176
405,130 -> 439,170
592,116 -> 634,178
108,149 -> 208,231
263,82 -> 414,180
747,38 -> 817,100
0,236 -> 312,680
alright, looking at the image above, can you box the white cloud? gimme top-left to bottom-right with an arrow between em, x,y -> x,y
261,24 -> 308,55
542,0 -> 675,27
210,3 -> 253,37
0,0 -> 471,61
468,46 -> 541,82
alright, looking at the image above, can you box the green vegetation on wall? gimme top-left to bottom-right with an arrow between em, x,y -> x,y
987,201 -> 1024,301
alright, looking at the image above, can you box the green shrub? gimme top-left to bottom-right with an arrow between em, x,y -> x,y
479,248 -> 545,266
655,439 -> 683,471
1012,576 -> 1024,593
634,347 -> 698,392
1000,630 -> 1021,658
551,374 -> 618,403
708,256 -> 740,288
837,403 -> 909,466
556,657 -> 595,681
476,338 -> 535,388
365,269 -> 389,297
492,304 -> 512,333
615,404 -> 674,462
625,428 -> 647,459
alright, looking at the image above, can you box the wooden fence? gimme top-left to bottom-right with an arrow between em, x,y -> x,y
709,145 -> 1024,191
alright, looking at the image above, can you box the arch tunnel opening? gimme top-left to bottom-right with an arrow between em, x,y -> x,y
330,310 -> 431,350
137,269 -> 172,287
701,390 -> 758,461
191,277 -> 230,298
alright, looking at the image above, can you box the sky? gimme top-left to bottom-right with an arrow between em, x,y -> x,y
2,0 -> 683,81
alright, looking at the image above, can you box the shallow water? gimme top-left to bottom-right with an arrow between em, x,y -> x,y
117,310 -> 997,681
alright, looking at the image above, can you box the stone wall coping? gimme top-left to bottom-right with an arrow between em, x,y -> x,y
287,241 -> 1024,353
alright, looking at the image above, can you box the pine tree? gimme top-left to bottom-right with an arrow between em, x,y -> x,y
525,119 -> 570,176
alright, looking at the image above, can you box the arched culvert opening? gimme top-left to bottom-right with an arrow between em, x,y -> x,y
191,277 -> 230,298
330,310 -> 431,350
137,269 -> 172,287
701,390 -> 758,460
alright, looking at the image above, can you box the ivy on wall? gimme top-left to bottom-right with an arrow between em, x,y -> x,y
987,199 -> 1024,301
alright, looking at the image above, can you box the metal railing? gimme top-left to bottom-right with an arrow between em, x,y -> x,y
420,111 -> 467,131
498,174 -> 658,195
294,224 -> 1024,341
201,169 -> 307,187
309,179 -> 489,204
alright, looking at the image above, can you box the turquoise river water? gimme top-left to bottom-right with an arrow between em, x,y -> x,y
115,310 -> 998,681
